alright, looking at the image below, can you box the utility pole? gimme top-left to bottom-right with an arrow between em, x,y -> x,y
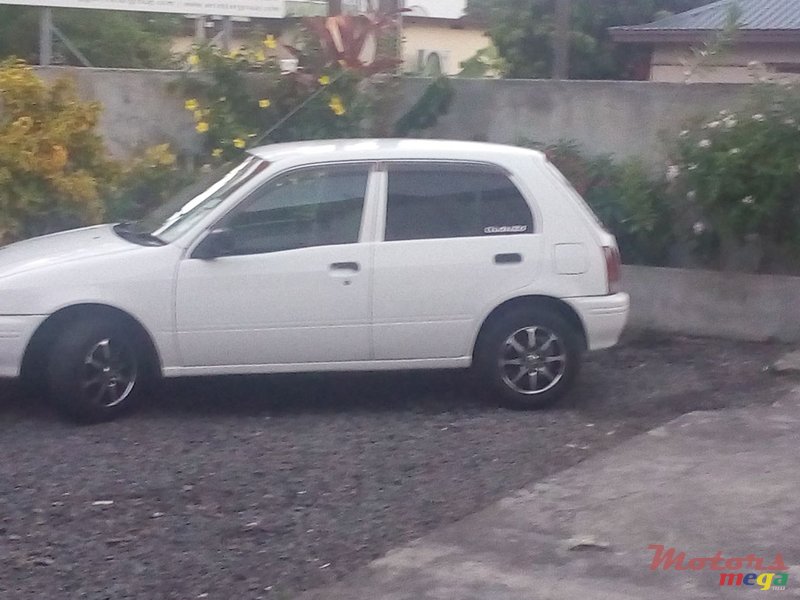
39,7 -> 53,66
194,17 -> 206,44
553,0 -> 571,79
221,16 -> 233,52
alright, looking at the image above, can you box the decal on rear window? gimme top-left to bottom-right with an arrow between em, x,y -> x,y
484,225 -> 529,235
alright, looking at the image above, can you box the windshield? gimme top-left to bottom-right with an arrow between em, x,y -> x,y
132,156 -> 270,243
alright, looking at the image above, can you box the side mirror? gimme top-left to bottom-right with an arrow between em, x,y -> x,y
193,228 -> 234,260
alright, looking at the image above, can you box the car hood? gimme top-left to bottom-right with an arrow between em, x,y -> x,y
0,224 -> 140,280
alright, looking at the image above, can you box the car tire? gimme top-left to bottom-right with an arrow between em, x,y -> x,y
475,306 -> 582,410
46,317 -> 148,423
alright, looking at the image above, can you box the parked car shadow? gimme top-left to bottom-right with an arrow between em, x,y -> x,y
0,380 -> 55,422
144,370 -> 489,418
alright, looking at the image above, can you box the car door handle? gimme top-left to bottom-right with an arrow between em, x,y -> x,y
495,253 -> 523,264
330,262 -> 361,272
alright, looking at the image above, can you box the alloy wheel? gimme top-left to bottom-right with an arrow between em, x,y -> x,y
82,338 -> 138,408
499,326 -> 567,395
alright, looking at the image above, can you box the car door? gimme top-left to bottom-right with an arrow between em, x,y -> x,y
372,162 -> 544,360
175,162 -> 376,369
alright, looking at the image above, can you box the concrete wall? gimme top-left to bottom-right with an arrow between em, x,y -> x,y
624,265 -> 800,342
394,78 -> 751,166
36,67 -> 201,160
33,68 -> 753,166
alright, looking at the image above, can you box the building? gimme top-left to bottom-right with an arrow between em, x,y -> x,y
610,0 -> 800,83
396,0 -> 491,76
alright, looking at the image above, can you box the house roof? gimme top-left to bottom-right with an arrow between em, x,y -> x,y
610,0 -> 800,43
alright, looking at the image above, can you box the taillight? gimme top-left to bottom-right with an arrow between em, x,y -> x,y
604,246 -> 622,294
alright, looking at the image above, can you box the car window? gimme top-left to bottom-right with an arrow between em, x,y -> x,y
385,165 -> 533,242
222,164 -> 370,256
143,157 -> 270,243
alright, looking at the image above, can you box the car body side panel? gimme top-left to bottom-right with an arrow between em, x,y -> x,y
1,245 -> 183,371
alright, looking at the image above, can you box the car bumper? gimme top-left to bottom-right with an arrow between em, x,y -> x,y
0,315 -> 45,378
566,293 -> 630,351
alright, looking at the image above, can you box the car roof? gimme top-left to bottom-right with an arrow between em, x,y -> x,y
248,138 -> 544,166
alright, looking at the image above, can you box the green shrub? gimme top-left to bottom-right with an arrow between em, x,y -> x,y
524,140 -> 673,265
105,144 -> 193,222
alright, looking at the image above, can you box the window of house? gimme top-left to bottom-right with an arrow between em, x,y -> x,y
384,164 -> 534,241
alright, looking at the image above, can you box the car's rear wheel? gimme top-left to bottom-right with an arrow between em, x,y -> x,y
46,317 -> 147,423
475,306 -> 582,410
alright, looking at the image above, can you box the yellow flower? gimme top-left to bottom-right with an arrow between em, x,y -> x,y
196,121 -> 209,133
258,98 -> 272,109
184,98 -> 199,111
187,54 -> 200,66
228,48 -> 239,59
328,95 -> 346,116
233,138 -> 246,149
263,34 -> 278,49
193,110 -> 204,121
318,75 -> 331,86
255,50 -> 266,62
212,148 -> 223,158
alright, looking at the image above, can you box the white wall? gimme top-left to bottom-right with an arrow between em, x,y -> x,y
403,0 -> 466,19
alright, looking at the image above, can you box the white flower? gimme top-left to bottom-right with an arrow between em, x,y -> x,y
706,120 -> 721,129
666,165 -> 680,182
741,195 -> 755,205
728,148 -> 741,155
723,116 -> 738,128
687,190 -> 697,201
784,117 -> 796,126
698,139 -> 712,148
679,130 -> 690,138
752,113 -> 766,122
719,109 -> 729,117
693,221 -> 706,235
688,163 -> 698,171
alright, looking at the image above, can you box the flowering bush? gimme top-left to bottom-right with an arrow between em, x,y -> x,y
668,84 -> 800,269
177,17 -> 398,161
0,58 -> 116,243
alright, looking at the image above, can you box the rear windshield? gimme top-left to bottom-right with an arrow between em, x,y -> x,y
542,161 -> 606,230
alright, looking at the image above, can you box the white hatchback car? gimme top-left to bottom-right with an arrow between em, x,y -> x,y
0,140 -> 629,422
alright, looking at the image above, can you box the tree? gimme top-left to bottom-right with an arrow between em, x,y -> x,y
0,6 -> 178,68
468,0 -> 712,79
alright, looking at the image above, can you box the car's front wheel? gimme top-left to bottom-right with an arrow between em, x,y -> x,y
475,306 -> 582,410
46,317 -> 146,423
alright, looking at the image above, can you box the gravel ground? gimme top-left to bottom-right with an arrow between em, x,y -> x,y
0,333 -> 796,600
